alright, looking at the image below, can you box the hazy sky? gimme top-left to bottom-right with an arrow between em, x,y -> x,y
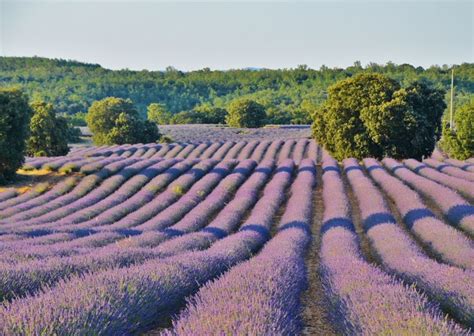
1,0 -> 473,71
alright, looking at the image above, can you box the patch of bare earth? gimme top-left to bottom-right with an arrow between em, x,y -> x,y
301,166 -> 339,336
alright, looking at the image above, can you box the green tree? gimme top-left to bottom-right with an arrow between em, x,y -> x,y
147,103 -> 171,125
26,101 -> 70,157
312,73 -> 446,160
226,99 -> 266,128
193,103 -> 227,124
0,88 -> 32,182
86,97 -> 160,145
440,98 -> 474,159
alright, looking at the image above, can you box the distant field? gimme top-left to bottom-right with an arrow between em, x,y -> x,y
78,124 -> 312,143
0,135 -> 473,335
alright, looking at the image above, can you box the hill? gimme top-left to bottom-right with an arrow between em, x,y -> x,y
1,57 -> 473,123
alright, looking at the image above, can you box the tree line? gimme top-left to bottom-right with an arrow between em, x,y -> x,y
1,57 -> 473,125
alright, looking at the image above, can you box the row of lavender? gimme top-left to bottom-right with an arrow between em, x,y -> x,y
1,152 -> 473,333
23,139 -> 317,171
2,156 -> 471,335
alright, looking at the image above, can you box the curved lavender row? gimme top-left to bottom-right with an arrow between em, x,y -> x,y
291,138 -> 308,164
0,158 -> 134,225
0,183 -> 49,212
262,139 -> 283,161
22,156 -> 57,170
249,140 -> 271,162
41,156 -> 86,171
446,159 -> 474,173
130,146 -> 148,158
0,189 -> 18,203
119,146 -> 139,158
223,140 -> 247,159
140,146 -> 159,159
404,159 -> 474,199
186,143 -> 209,159
237,140 -> 260,160
57,156 -> 105,173
61,159 -> 213,231
201,142 -> 224,159
0,160 -> 279,303
277,139 -> 296,163
363,158 -> 474,269
208,141 -> 232,160
79,156 -> 125,174
48,159 -> 171,227
1,231 -> 127,262
176,143 -> 197,159
345,158 -> 474,327
153,159 -> 291,258
97,159 -> 235,232
163,160 -> 312,335
0,158 -> 144,232
0,179 -> 282,336
306,139 -> 318,162
150,143 -> 174,159
164,143 -> 185,159
383,158 -> 474,236
424,159 -> 474,182
0,176 -> 79,220
133,159 -> 259,235
319,154 -> 466,335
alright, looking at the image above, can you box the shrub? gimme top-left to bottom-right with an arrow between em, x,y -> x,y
0,88 -> 32,182
439,98 -> 474,160
147,103 -> 171,125
312,73 -> 446,160
226,99 -> 266,128
86,97 -> 160,145
26,101 -> 70,157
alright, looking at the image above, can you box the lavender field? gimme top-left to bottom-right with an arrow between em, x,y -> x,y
1,136 -> 473,335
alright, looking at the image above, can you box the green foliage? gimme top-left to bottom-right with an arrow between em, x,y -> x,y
312,73 -> 446,160
86,97 -> 160,145
440,98 -> 474,159
2,57 -> 471,126
226,99 -> 266,128
168,104 -> 227,125
147,103 -> 172,125
26,101 -> 70,157
0,87 -> 32,182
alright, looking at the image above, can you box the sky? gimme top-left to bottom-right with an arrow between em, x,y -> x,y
1,0 -> 473,71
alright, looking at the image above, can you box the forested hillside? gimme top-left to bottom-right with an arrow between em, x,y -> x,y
1,57 -> 473,124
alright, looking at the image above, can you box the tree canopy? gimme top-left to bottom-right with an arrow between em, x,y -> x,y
440,98 -> 474,160
226,99 -> 266,128
0,87 -> 32,182
86,97 -> 160,145
1,57 -> 472,126
26,101 -> 70,157
312,73 -> 446,160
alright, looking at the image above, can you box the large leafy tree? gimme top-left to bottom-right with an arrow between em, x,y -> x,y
440,98 -> 474,159
147,103 -> 172,125
226,99 -> 266,128
0,88 -> 32,182
86,97 -> 160,145
26,101 -> 70,157
312,73 -> 446,160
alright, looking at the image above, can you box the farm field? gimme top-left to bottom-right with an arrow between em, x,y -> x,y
0,135 -> 473,335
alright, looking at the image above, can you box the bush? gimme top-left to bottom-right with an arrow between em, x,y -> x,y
0,88 -> 32,182
439,98 -> 474,159
147,103 -> 171,125
26,101 -> 70,157
226,99 -> 266,128
312,73 -> 446,160
86,97 -> 160,145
